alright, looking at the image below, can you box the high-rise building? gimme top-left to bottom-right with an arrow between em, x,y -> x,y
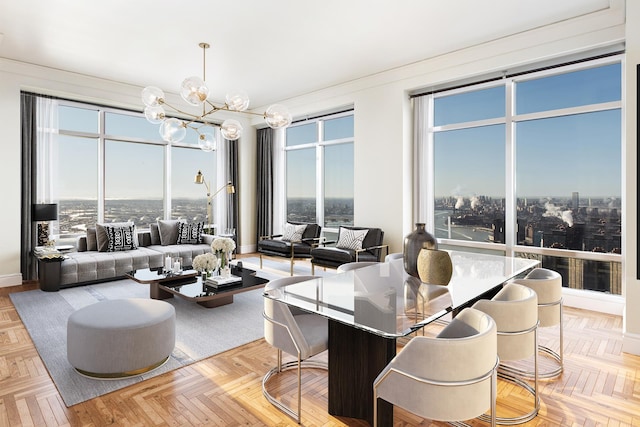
572,191 -> 579,210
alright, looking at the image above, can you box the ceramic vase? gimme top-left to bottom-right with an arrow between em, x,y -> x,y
416,248 -> 453,285
403,223 -> 437,278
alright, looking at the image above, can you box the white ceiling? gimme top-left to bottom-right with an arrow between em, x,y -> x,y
0,0 -> 611,109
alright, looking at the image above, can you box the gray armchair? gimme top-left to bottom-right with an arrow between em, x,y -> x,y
257,222 -> 321,275
310,226 -> 387,274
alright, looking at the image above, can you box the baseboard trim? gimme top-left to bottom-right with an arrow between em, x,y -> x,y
562,287 -> 624,315
623,332 -> 640,356
0,273 -> 23,288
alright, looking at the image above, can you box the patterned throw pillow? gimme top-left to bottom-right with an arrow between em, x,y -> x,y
336,227 -> 368,251
177,222 -> 204,244
105,224 -> 138,252
281,223 -> 307,242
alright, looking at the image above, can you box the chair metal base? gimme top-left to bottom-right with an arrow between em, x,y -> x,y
262,358 -> 328,423
501,345 -> 563,380
479,369 -> 539,425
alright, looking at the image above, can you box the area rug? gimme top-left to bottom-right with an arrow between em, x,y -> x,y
10,274 -> 270,407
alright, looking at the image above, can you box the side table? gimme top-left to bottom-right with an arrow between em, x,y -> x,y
33,249 -> 66,292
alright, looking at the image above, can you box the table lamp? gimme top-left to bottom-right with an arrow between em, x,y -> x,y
33,203 -> 58,246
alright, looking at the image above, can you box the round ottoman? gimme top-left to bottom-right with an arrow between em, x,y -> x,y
67,298 -> 175,379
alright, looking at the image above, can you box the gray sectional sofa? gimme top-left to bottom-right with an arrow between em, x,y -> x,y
58,220 -> 214,288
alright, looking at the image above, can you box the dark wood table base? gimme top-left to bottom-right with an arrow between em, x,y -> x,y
328,319 -> 395,427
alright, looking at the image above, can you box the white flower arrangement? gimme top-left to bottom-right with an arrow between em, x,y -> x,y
211,237 -> 236,253
192,252 -> 218,272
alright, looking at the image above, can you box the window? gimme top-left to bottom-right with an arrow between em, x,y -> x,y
284,111 -> 354,234
418,57 -> 622,294
49,100 -> 219,239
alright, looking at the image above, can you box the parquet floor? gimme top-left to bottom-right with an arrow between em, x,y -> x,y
1,267 -> 640,426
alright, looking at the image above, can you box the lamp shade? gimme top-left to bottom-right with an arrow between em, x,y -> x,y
32,203 -> 58,221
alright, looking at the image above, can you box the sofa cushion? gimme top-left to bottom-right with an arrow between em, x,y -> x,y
158,219 -> 182,246
150,223 -> 161,245
86,227 -> 98,251
96,222 -> 135,252
336,227 -> 368,251
177,222 -> 204,244
105,224 -> 138,252
282,222 -> 307,242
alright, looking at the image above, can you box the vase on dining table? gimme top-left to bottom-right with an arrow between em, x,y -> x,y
403,223 -> 437,278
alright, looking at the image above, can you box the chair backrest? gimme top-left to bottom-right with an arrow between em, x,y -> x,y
385,252 -> 403,262
264,275 -> 318,358
374,307 -> 496,422
337,226 -> 384,259
473,283 -> 538,361
288,221 -> 321,241
512,268 -> 562,327
337,261 -> 379,273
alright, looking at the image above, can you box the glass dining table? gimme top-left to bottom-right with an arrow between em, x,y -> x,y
263,250 -> 540,426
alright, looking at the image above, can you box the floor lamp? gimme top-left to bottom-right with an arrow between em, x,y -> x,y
194,170 -> 235,233
33,203 -> 58,247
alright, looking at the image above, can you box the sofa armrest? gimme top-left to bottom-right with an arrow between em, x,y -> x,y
76,236 -> 88,252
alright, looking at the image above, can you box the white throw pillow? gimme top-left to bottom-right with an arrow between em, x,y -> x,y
336,227 -> 368,251
281,223 -> 307,242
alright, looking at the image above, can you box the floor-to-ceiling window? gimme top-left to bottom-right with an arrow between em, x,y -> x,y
417,55 -> 623,294
52,99 -> 217,240
284,111 -> 354,238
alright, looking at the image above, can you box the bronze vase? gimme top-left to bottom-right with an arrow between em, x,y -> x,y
403,223 -> 437,278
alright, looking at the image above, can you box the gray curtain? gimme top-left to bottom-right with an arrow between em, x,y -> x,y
20,92 -> 38,281
225,138 -> 239,247
256,128 -> 274,240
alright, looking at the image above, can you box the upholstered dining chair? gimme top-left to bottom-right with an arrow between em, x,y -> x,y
336,261 -> 380,273
384,252 -> 403,262
262,275 -> 328,423
511,267 -> 563,379
473,283 -> 539,425
373,307 -> 498,427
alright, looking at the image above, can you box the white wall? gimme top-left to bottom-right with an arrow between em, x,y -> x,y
0,0 -> 637,353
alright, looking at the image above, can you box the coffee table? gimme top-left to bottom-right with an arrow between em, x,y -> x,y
126,264 -> 269,308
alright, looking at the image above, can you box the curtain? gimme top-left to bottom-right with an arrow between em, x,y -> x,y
413,96 -> 430,229
20,93 -> 37,281
21,93 -> 59,281
256,128 -> 273,240
225,138 -> 239,247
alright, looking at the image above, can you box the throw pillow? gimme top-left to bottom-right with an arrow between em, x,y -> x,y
150,223 -> 161,245
96,222 -> 135,252
158,219 -> 183,246
104,224 -> 138,252
281,223 -> 307,242
336,227 -> 368,251
177,222 -> 204,244
86,227 -> 97,251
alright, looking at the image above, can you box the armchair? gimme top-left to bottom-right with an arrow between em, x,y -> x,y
258,222 -> 322,276
310,226 -> 387,275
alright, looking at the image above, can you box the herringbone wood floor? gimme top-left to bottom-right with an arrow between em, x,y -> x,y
1,261 -> 640,426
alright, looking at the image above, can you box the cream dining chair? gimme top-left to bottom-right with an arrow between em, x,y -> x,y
262,275 -> 328,423
473,282 -> 539,425
373,307 -> 498,427
511,267 -> 563,379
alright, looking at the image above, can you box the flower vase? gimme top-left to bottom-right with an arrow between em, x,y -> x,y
403,223 -> 437,278
221,266 -> 231,278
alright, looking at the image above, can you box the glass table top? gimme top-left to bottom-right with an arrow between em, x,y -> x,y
264,250 -> 540,338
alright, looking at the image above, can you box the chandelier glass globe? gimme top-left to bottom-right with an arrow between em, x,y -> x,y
144,105 -> 165,124
159,118 -> 187,143
265,104 -> 293,129
198,128 -> 216,152
180,76 -> 209,106
141,86 -> 165,107
225,92 -> 250,111
221,119 -> 243,141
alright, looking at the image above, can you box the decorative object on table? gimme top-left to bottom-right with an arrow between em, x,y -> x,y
194,170 -> 235,232
192,252 -> 218,278
403,223 -> 437,278
171,256 -> 183,273
211,237 -> 236,278
416,248 -> 453,286
32,203 -> 58,246
205,274 -> 242,288
141,42 -> 292,151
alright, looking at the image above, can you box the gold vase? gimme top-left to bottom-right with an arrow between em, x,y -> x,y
416,248 -> 453,285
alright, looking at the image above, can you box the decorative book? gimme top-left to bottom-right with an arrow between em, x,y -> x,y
206,275 -> 242,288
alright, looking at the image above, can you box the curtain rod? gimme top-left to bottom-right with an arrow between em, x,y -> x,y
410,50 -> 624,99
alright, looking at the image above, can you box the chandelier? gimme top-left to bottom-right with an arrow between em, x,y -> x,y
141,42 -> 292,151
